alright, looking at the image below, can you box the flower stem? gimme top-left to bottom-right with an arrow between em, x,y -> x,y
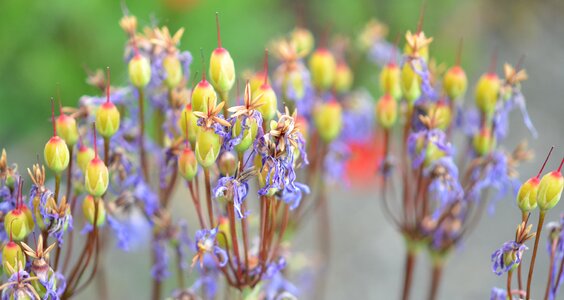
103,137 -> 110,167
428,261 -> 444,300
204,167 -> 215,227
137,88 -> 149,181
526,210 -> 546,300
544,239 -> 558,300
518,211 -> 527,292
401,250 -> 417,300
65,145 -> 73,202
55,172 -> 62,203
188,181 -> 205,228
508,269 -> 513,300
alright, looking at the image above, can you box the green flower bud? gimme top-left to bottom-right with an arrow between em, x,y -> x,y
218,151 -> 237,176
82,195 -> 106,227
472,127 -> 496,157
84,157 -> 109,197
163,54 -> 183,88
233,117 -> 258,153
517,177 -> 540,212
95,102 -> 120,138
56,114 -> 79,146
128,54 -> 152,88
475,73 -> 500,116
209,48 -> 235,94
380,63 -> 402,100
309,48 -> 337,92
334,62 -> 353,93
178,148 -> 198,181
4,210 -> 32,241
401,62 -> 422,104
2,242 -> 25,275
313,100 -> 343,143
77,145 -> 95,172
256,84 -> 278,122
192,80 -> 217,113
443,66 -> 467,100
216,217 -> 230,248
291,27 -> 314,56
179,104 -> 199,145
537,170 -> 564,211
195,128 -> 221,168
44,136 -> 69,173
375,94 -> 398,129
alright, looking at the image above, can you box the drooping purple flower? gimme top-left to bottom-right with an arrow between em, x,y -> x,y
425,157 -> 464,219
489,287 -> 507,300
491,241 -> 528,276
192,228 -> 228,269
0,269 -> 38,300
407,128 -> 452,169
213,176 -> 249,218
407,56 -> 438,101
493,90 -> 537,140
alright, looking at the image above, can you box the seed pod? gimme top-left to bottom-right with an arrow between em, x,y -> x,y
475,73 -> 500,116
163,54 -> 183,88
178,147 -> 198,181
179,104 -> 199,145
85,157 -> 109,197
4,211 -> 31,241
309,48 -> 337,92
233,117 -> 258,153
82,195 -> 106,227
129,54 -> 152,88
313,100 -> 343,143
56,114 -> 79,146
537,160 -> 564,212
334,62 -> 353,93
195,128 -> 221,168
517,177 -> 540,212
291,27 -> 314,55
472,127 -> 496,157
218,151 -> 237,176
375,94 -> 398,129
96,102 -> 120,138
380,63 -> 402,100
209,14 -> 235,95
44,136 -> 69,174
443,65 -> 467,100
77,145 -> 95,172
2,242 -> 25,275
192,79 -> 218,113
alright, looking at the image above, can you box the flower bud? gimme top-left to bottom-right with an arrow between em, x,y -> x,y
375,94 -> 398,129
179,105 -> 199,145
2,242 -> 25,275
178,148 -> 198,181
472,127 -> 496,156
195,128 -> 221,168
233,117 -> 258,153
537,170 -> 564,211
44,136 -> 69,173
209,48 -> 235,94
475,73 -> 500,116
517,177 -> 539,212
95,102 -> 120,138
443,65 -> 467,100
4,210 -> 32,241
77,145 -> 95,172
309,48 -> 337,92
401,62 -> 422,104
380,63 -> 402,100
56,114 -> 79,146
333,62 -> 353,93
84,157 -> 109,197
192,80 -> 217,113
216,216 -> 230,249
249,71 -> 270,94
128,54 -> 152,88
428,101 -> 452,130
218,151 -> 237,176
313,100 -> 342,143
163,54 -> 183,88
291,27 -> 314,55
256,84 -> 278,122
82,195 -> 106,227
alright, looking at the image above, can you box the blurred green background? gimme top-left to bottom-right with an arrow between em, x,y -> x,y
2,0 -> 564,299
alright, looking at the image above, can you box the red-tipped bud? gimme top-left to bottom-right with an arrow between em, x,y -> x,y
309,48 -> 337,92
375,94 -> 398,129
313,100 -> 343,143
128,54 -> 152,88
178,147 -> 198,181
334,62 -> 353,93
443,65 -> 468,100
380,63 -> 402,100
82,195 -> 106,227
475,73 -> 500,116
163,54 -> 183,88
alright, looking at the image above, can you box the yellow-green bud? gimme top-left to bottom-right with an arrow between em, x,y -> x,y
415,137 -> 446,167
209,48 -> 235,94
313,100 -> 343,143
84,157 -> 109,197
401,62 -> 422,104
192,79 -> 217,113
56,114 -> 79,146
443,66 -> 467,100
380,63 -> 402,100
195,128 -> 221,168
475,73 -> 500,116
2,242 -> 25,275
517,177 -> 540,212
375,94 -> 398,129
82,195 -> 106,227
249,71 -> 270,94
256,84 -> 278,122
291,27 -> 314,55
95,102 -> 120,138
309,48 -> 337,92
334,62 -> 353,93
216,216 -> 230,248
428,101 -> 452,130
4,209 -> 32,241
537,168 -> 564,212
129,54 -> 152,88
77,145 -> 95,172
472,127 -> 496,156
233,117 -> 258,153
44,136 -> 69,173
163,54 -> 183,88
178,147 -> 198,181
179,104 -> 199,145
218,151 -> 237,176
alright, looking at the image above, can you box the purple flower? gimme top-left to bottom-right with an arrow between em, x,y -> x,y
368,40 -> 396,67
493,90 -> 537,140
193,228 -> 228,268
213,176 -> 249,218
491,241 -> 527,275
490,287 -> 507,300
407,56 -> 438,101
407,128 -> 452,169
151,233 -> 171,281
425,157 -> 464,219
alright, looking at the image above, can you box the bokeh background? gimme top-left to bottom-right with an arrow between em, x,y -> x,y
1,0 -> 564,299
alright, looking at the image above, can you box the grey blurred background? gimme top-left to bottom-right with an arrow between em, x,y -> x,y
1,0 -> 564,299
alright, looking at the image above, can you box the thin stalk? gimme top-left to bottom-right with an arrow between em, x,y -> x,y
188,181 -> 206,228
518,211 -> 527,291
428,262 -> 444,300
65,146 -> 73,202
151,233 -> 162,300
176,245 -> 185,289
544,239 -> 558,300
103,137 -> 110,166
508,269 -> 513,300
526,210 -> 546,300
401,250 -> 417,300
55,173 -> 62,203
221,90 -> 229,117
204,168 -> 215,227
227,202 -> 243,280
137,88 -> 149,181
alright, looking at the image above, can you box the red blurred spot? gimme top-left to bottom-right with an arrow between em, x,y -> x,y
346,132 -> 384,188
